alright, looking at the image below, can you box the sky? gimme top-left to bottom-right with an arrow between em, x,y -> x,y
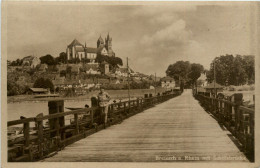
5,2 -> 258,76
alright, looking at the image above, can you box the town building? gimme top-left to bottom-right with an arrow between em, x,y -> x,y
86,47 -> 97,63
27,88 -> 49,95
57,64 -> 67,72
80,63 -> 100,75
160,76 -> 175,89
197,72 -> 208,87
80,79 -> 96,89
204,81 -> 224,97
36,64 -> 48,72
52,76 -> 66,88
66,33 -> 115,61
100,61 -> 110,75
115,68 -> 129,77
22,56 -> 41,68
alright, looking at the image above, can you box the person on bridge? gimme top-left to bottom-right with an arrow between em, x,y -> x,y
97,87 -> 111,128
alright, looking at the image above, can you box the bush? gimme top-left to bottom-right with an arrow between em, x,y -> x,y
7,81 -> 20,96
27,68 -> 36,76
33,78 -> 54,92
7,80 -> 30,96
55,87 -> 60,93
64,88 -> 77,97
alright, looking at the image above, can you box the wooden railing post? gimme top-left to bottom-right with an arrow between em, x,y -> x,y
137,98 -> 139,110
36,113 -> 43,158
233,94 -> 243,132
24,121 -> 33,161
219,100 -> 223,122
55,118 -> 60,137
194,92 -> 255,161
48,100 -> 64,138
124,102 -> 126,113
74,113 -> 79,134
23,122 -> 30,147
140,99 -> 143,110
111,104 -> 114,114
128,101 -> 131,112
90,110 -> 94,127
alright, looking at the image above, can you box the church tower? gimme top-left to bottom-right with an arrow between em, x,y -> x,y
105,33 -> 114,57
97,36 -> 104,48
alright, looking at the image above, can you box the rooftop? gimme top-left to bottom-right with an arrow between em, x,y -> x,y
29,88 -> 48,92
68,39 -> 84,48
204,82 -> 224,89
86,47 -> 97,53
161,76 -> 174,81
75,46 -> 85,52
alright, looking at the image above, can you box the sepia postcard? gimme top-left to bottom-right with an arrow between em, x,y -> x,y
1,1 -> 260,168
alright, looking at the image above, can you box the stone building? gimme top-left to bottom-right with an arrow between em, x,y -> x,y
66,33 -> 115,61
160,76 -> 175,89
66,39 -> 86,61
22,56 -> 41,68
100,61 -> 110,75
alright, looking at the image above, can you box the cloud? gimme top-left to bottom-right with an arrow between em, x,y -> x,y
132,4 -> 197,17
141,19 -> 192,51
149,13 -> 179,25
5,3 -> 256,77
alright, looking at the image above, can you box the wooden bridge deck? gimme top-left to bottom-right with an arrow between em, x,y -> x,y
43,90 -> 247,162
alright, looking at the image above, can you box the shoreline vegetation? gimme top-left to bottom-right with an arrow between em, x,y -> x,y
7,88 -> 168,104
7,85 -> 255,104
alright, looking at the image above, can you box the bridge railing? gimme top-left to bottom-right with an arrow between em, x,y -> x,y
7,90 -> 181,162
194,93 -> 254,161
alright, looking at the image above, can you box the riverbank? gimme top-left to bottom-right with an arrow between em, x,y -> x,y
7,88 -> 168,103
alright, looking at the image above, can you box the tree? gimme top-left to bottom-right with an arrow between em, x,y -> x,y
188,63 -> 204,85
56,52 -> 67,64
27,68 -> 36,76
67,57 -> 80,64
231,56 -> 247,85
166,61 -> 191,83
60,70 -> 66,77
66,66 -> 72,79
96,54 -> 123,70
55,87 -> 60,93
207,55 -> 234,85
10,59 -> 23,66
82,58 -> 90,64
7,81 -> 20,96
40,54 -> 56,65
33,78 -> 54,92
242,55 -> 255,84
166,61 -> 204,88
207,54 -> 254,86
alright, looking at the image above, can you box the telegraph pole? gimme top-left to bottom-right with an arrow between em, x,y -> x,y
127,57 -> 130,102
154,72 -> 157,95
214,59 -> 216,97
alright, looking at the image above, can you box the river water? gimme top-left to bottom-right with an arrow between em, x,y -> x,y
7,90 -> 254,124
7,100 -> 91,127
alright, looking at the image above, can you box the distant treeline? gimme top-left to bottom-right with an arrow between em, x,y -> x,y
166,61 -> 204,87
165,54 -> 255,87
207,55 -> 255,85
9,52 -> 123,71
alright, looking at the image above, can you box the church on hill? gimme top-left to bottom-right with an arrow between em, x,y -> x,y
66,33 -> 115,63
